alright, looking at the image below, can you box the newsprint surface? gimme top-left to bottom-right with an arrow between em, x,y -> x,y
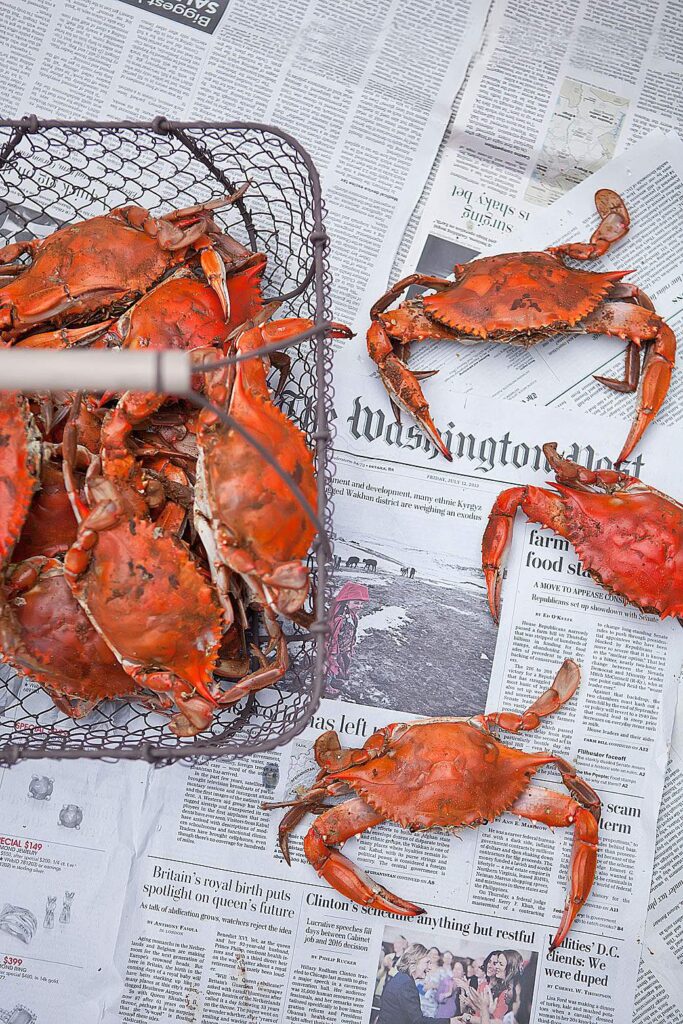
349,124 -> 683,1020
0,4 -> 682,1024
0,0 -> 489,330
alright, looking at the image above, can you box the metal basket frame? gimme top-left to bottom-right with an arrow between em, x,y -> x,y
0,116 -> 336,765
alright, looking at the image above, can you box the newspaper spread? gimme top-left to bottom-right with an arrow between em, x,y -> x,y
0,3 -> 682,1023
95,396 -> 683,1024
3,0 -> 489,330
393,0 -> 683,274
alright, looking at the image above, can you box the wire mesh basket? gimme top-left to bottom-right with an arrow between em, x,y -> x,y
0,116 -> 336,765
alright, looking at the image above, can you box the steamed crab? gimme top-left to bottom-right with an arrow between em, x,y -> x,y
61,408 -> 225,737
265,660 -> 599,950
1,556 -> 139,718
0,396 -> 138,717
483,443 -> 683,622
368,189 -> 675,464
193,316 -> 352,703
0,188 -> 253,344
0,392 -> 42,566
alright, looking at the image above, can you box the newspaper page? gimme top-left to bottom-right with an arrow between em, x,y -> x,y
634,706 -> 683,1022
0,748 -> 148,1022
392,0 -> 682,270
1,0 -> 490,329
104,392 -> 683,1024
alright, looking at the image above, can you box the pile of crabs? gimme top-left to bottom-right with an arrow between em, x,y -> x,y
0,190 -> 348,737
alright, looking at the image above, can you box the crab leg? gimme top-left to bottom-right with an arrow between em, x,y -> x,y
542,442 -> 633,491
510,783 -> 600,949
617,321 -> 676,463
303,797 -> 424,916
548,189 -> 630,261
482,485 -> 571,622
479,659 -> 580,732
216,609 -> 289,705
0,239 -> 37,267
14,319 -> 114,350
367,321 -> 452,461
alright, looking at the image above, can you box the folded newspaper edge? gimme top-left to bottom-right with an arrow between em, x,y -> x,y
0,348 -> 193,394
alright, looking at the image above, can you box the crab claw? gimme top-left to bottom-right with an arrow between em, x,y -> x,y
550,806 -> 599,949
303,798 -> 424,916
169,695 -> 215,737
616,322 -> 676,464
367,321 -> 452,461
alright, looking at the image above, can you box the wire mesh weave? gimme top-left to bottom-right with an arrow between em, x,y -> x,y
0,117 -> 335,765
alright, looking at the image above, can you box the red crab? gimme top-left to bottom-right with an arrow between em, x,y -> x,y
61,414 -> 224,737
368,189 -> 675,464
98,267 -> 264,493
0,189 -> 252,344
482,442 -> 683,622
193,316 -> 352,703
0,392 -> 42,566
0,556 -> 139,718
265,660 -> 599,950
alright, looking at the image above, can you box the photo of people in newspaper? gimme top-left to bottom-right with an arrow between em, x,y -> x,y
371,927 -> 538,1024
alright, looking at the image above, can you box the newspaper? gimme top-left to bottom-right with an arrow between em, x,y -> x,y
330,126 -> 683,1022
636,705 -> 683,1019
0,753 -> 148,1022
342,128 -> 683,442
4,0 -> 489,330
0,4 -> 681,1023
393,0 -> 682,272
96,395 -> 682,1024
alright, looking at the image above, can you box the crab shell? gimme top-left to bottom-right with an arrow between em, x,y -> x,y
0,393 -> 42,566
105,262 -> 264,357
554,482 -> 683,616
0,557 -> 138,714
67,512 -> 223,692
329,719 -> 551,828
0,212 -> 186,340
422,251 -> 628,339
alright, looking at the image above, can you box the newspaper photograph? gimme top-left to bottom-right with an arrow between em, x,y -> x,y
94,391 -> 683,1024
